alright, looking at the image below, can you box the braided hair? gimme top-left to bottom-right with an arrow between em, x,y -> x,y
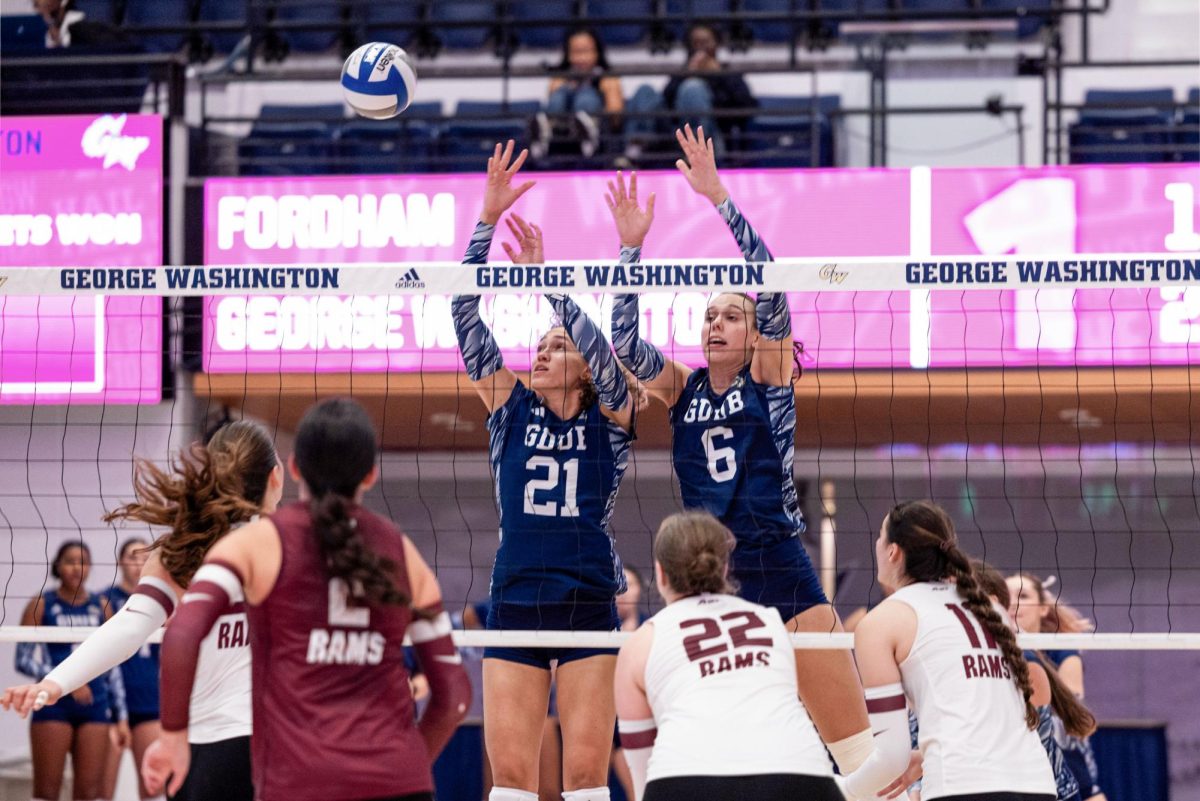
294,398 -> 409,608
886,501 -> 1038,730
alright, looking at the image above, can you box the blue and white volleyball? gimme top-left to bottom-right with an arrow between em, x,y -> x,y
341,42 -> 418,120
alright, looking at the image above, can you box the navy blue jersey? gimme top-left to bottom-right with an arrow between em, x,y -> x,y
487,380 -> 631,605
103,585 -> 160,715
670,365 -> 805,545
41,589 -> 111,708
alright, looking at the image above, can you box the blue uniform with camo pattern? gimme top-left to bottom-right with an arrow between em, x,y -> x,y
453,221 -> 633,668
613,198 -> 827,621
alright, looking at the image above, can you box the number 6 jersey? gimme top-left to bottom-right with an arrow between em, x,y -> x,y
671,365 -> 804,545
642,593 -> 833,781
488,380 -> 632,605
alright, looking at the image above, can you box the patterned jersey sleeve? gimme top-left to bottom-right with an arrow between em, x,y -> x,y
611,245 -> 666,382
546,294 -> 629,412
452,221 -> 504,381
717,197 -> 791,341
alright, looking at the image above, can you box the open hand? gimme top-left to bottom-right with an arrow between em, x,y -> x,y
674,124 -> 728,206
481,140 -> 536,225
502,213 -> 544,264
0,679 -> 63,718
605,171 -> 656,248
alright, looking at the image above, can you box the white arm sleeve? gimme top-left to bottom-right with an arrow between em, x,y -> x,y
844,684 -> 913,800
617,718 -> 656,801
43,579 -> 172,695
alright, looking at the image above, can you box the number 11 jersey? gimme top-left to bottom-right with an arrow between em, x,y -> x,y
488,380 -> 632,606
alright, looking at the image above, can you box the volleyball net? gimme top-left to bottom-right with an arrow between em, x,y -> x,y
1,253 -> 1198,653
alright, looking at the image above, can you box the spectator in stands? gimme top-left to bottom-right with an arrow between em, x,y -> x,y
539,27 -> 624,160
33,0 -> 128,48
548,27 -> 625,120
627,22 -> 756,154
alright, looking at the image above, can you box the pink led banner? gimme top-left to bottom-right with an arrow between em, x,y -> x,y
202,164 -> 1200,373
1,114 -> 163,403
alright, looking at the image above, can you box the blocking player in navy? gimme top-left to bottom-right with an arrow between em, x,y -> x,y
608,125 -> 873,775
452,141 -> 636,801
101,537 -> 161,801
14,541 -> 127,801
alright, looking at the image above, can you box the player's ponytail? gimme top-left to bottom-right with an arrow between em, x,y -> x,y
654,511 -> 737,597
294,398 -> 410,608
104,420 -> 277,588
886,501 -> 1037,730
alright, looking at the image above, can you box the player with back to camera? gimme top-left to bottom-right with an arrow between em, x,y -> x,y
3,419 -> 285,801
451,141 -> 637,801
141,398 -> 470,801
973,564 -> 1095,801
843,500 -> 1056,801
1007,573 -> 1105,801
613,511 -> 841,801
11,541 -> 127,801
607,124 -> 874,776
101,537 -> 162,801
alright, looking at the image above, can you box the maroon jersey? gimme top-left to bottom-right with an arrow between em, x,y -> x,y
247,501 -> 431,801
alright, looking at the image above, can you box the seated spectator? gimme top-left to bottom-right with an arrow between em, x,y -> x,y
627,22 -> 756,153
547,27 -> 624,119
33,0 -> 128,48
539,27 -> 624,159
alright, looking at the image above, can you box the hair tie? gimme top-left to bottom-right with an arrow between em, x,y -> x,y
939,540 -> 952,552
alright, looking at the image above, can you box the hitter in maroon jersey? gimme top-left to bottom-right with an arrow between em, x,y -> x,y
143,398 -> 472,801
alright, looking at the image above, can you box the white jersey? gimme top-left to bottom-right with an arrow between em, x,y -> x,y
642,593 -> 832,782
188,600 -> 252,743
889,582 -> 1056,799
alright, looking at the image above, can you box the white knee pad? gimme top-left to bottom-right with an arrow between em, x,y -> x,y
490,788 -> 538,801
562,788 -> 611,801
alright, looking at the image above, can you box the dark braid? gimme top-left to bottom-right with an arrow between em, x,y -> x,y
311,492 -> 409,607
887,501 -> 1037,730
295,398 -> 410,608
941,545 -> 1039,729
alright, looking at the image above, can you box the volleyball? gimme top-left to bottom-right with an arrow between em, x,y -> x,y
340,42 -> 418,120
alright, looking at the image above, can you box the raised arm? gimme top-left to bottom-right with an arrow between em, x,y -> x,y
675,125 -> 795,387
606,171 -> 691,409
451,140 -> 534,413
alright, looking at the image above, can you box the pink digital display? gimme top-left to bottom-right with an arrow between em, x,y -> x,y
1,114 -> 163,404
202,165 -> 1200,373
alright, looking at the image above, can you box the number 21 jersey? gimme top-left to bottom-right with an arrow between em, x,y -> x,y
488,380 -> 632,605
671,365 -> 804,545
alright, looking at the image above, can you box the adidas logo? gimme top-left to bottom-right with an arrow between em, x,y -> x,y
394,268 -> 425,289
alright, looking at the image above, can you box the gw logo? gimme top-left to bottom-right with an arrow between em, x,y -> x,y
395,268 -> 425,289
0,276 -> 7,289
819,264 -> 848,285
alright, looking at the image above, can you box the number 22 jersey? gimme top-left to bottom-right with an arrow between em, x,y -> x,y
487,380 -> 632,606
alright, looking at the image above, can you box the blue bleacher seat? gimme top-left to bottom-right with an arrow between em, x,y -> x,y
511,1 -> 575,49
274,0 -> 343,52
240,122 -> 335,176
430,1 -> 496,50
0,14 -> 48,54
121,0 -> 193,52
362,0 -> 423,47
742,0 -> 796,44
444,99 -> 537,172
742,95 -> 840,167
980,0 -> 1053,39
1178,87 -> 1199,162
664,0 -> 734,39
583,0 -> 652,46
337,101 -> 441,174
816,0 -> 891,39
73,0 -> 120,25
1068,89 -> 1177,164
197,0 -> 248,54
